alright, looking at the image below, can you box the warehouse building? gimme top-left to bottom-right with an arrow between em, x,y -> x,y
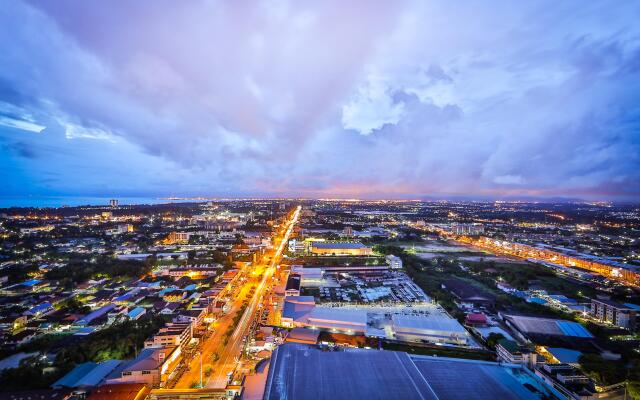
263,344 -> 562,400
503,314 -> 593,343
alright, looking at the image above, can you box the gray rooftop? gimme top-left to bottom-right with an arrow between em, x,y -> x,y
263,344 -> 559,400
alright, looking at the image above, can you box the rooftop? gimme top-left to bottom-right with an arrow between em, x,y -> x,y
505,315 -> 593,338
311,241 -> 369,249
86,383 -> 149,400
264,344 -> 559,400
546,347 -> 582,364
53,360 -> 123,388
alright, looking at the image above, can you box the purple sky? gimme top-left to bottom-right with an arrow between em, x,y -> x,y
1,1 -> 639,201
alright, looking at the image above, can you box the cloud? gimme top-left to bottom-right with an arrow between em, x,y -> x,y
0,0 -> 639,200
494,175 -> 525,185
342,72 -> 405,135
0,116 -> 45,133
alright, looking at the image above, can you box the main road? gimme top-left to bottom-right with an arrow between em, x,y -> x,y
174,205 -> 301,389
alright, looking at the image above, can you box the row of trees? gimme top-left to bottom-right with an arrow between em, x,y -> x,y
45,256 -> 154,286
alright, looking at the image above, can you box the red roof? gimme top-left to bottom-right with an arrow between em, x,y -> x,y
222,270 -> 238,279
465,313 -> 488,324
87,384 -> 149,400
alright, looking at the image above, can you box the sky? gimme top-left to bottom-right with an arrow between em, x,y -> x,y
1,0 -> 639,202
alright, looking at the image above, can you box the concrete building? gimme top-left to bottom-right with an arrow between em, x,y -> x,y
451,223 -> 485,236
590,298 -> 637,330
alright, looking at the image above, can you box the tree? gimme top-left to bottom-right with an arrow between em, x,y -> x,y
485,333 -> 505,349
579,354 -> 627,385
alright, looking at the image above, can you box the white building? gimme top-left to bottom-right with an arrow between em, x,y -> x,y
385,255 -> 403,269
144,322 -> 193,350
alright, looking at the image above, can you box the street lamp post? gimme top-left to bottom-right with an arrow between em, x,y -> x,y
199,351 -> 203,388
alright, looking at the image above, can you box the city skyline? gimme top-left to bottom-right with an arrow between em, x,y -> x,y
1,0 -> 640,203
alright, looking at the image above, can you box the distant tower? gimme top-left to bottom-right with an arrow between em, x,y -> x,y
343,226 -> 354,237
110,199 -> 119,208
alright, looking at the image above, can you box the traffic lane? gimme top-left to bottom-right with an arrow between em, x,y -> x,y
174,279 -> 254,388
204,209 -> 301,388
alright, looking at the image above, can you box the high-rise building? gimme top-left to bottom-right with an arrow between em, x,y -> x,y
110,199 -> 119,208
450,223 -> 484,236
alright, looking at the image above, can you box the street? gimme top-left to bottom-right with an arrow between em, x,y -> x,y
172,206 -> 300,389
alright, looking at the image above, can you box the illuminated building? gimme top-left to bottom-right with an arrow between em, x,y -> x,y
450,223 -> 484,236
163,231 -> 190,245
309,241 -> 372,256
590,298 -> 637,330
19,225 -> 55,235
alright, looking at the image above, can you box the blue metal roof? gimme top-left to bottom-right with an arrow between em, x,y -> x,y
53,360 -> 123,388
556,321 -> 593,338
127,307 -> 146,319
20,279 -> 42,287
548,295 -> 577,304
74,304 -> 116,325
624,303 -> 640,311
527,297 -> 547,305
53,362 -> 96,387
546,348 -> 582,364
